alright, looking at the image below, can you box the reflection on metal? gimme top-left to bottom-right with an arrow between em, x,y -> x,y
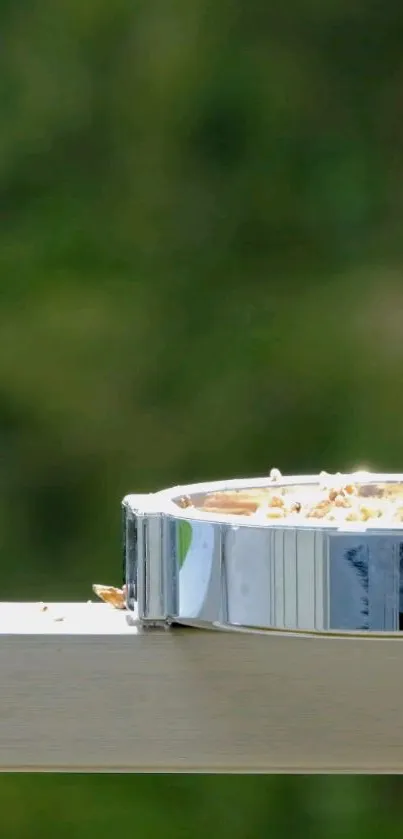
122,474 -> 403,633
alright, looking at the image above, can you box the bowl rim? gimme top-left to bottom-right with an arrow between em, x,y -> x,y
124,472 -> 403,533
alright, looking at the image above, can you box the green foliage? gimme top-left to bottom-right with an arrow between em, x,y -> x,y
0,775 -> 396,839
1,0 -> 403,831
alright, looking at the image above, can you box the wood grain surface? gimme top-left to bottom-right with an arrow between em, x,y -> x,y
0,603 -> 403,772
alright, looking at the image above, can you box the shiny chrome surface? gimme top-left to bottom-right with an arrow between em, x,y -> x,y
122,474 -> 403,633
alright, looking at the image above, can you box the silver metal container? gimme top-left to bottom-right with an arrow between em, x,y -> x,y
122,473 -> 403,633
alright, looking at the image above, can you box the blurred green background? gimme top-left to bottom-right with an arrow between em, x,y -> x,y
2,0 -> 403,834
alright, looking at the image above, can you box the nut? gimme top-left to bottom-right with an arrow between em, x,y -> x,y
266,507 -> 285,518
334,494 -> 351,507
269,495 -> 285,508
92,584 -> 126,610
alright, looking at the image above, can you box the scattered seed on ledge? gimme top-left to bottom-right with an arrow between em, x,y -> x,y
92,583 -> 126,610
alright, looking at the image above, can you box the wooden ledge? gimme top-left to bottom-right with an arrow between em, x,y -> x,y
1,602 -> 403,772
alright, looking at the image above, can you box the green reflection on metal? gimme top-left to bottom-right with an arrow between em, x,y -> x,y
178,521 -> 193,567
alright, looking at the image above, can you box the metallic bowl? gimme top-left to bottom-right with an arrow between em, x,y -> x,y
122,473 -> 403,633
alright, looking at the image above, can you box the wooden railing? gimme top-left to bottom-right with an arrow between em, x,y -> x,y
0,602 -> 402,772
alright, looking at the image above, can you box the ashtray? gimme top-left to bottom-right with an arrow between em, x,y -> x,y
122,470 -> 403,633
